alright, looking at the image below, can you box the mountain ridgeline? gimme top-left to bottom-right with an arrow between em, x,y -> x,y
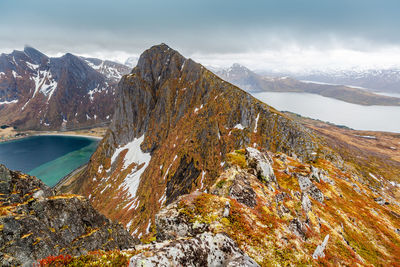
0,47 -> 130,130
58,44 -> 335,236
216,64 -> 400,106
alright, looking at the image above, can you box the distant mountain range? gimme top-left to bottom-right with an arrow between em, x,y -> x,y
0,47 -> 130,130
216,64 -> 400,106
295,68 -> 400,94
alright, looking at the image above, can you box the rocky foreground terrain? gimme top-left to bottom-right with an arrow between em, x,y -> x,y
0,164 -> 135,266
35,146 -> 400,265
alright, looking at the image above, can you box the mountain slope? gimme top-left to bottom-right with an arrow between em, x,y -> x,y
58,44 -> 333,237
217,64 -> 400,106
0,164 -> 135,266
130,147 -> 400,266
0,47 -> 130,130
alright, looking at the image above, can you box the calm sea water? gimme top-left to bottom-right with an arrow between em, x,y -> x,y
252,92 -> 400,133
0,135 -> 99,186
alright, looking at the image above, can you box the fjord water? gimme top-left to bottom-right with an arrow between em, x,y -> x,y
0,135 -> 98,186
252,92 -> 400,133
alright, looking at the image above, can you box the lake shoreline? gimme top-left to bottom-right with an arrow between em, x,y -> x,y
34,133 -> 102,140
0,127 -> 106,143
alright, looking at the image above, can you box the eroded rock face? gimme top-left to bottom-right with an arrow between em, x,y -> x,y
0,165 -> 136,266
129,232 -> 260,267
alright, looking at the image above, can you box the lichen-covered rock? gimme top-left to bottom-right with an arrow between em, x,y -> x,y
155,194 -> 209,241
289,218 -> 306,240
301,193 -> 312,212
297,175 -> 324,203
246,147 -> 276,185
129,232 -> 260,267
0,165 -> 136,266
229,173 -> 257,207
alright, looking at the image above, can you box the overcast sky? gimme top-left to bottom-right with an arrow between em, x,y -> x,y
1,0 -> 400,72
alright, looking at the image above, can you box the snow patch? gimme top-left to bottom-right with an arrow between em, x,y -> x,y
26,62 -> 39,70
355,135 -> 377,139
12,70 -> 21,78
200,171 -> 206,189
145,220 -> 152,234
234,124 -> 244,130
254,113 -> 260,133
369,173 -> 380,181
110,135 -> 151,198
0,99 -> 18,105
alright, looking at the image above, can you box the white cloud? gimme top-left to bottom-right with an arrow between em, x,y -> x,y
191,45 -> 400,73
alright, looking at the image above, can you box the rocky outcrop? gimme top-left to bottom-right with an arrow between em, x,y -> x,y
297,175 -> 324,203
60,43 -> 329,237
312,234 -> 330,259
0,165 -> 135,266
246,147 -> 276,185
141,147 -> 400,266
129,233 -> 259,267
0,47 -> 130,130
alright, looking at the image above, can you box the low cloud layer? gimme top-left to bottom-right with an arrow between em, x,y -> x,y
1,0 -> 400,71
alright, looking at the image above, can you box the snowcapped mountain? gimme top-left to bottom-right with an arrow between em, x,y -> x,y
0,47 -> 130,130
216,64 -> 400,106
83,57 -> 130,82
287,68 -> 400,94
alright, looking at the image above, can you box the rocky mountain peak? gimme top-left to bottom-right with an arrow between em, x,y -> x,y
61,44 -> 330,238
23,46 -> 48,64
135,43 -> 189,84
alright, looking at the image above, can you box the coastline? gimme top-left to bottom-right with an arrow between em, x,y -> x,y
33,133 -> 102,140
0,127 -> 107,143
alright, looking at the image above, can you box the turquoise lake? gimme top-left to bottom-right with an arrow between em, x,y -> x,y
0,135 -> 99,187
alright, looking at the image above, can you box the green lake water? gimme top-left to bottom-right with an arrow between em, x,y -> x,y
0,135 -> 99,187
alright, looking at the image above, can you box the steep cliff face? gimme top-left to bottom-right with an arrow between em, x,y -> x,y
59,44 -> 334,238
0,164 -> 136,266
0,47 -> 130,130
